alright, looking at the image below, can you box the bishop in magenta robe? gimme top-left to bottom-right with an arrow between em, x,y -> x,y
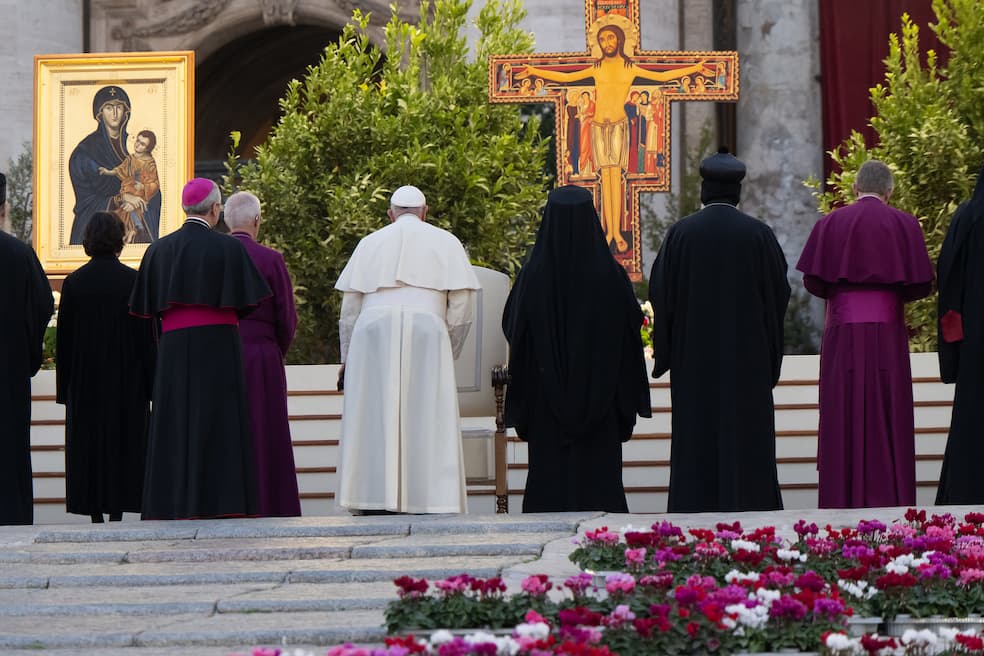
797,160 -> 933,509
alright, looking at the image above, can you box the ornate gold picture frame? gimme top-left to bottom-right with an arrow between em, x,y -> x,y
34,52 -> 194,274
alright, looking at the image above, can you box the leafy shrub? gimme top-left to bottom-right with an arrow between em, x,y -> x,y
231,0 -> 550,363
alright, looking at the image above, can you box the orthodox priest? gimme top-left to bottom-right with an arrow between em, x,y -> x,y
130,178 -> 271,520
503,185 -> 651,513
936,161 -> 984,505
649,148 -> 790,513
0,173 -> 55,525
797,159 -> 933,509
335,185 -> 480,514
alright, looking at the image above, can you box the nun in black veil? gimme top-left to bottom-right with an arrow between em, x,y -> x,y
502,185 -> 652,513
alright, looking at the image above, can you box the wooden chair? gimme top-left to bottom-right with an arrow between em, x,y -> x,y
455,266 -> 511,513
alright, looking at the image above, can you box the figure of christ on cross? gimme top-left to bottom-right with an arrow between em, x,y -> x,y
516,24 -> 713,253
488,1 -> 738,281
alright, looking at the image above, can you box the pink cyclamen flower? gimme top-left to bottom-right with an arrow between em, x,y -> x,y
625,547 -> 647,567
564,572 -> 594,595
958,568 -> 984,586
606,604 -> 636,627
521,574 -> 552,596
605,572 -> 636,595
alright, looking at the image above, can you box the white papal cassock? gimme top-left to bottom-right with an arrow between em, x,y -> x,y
335,213 -> 480,513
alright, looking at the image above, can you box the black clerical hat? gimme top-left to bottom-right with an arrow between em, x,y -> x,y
699,146 -> 745,205
700,146 -> 746,183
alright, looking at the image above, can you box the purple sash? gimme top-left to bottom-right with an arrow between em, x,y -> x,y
826,288 -> 901,327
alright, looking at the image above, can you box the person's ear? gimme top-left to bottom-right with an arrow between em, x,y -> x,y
387,208 -> 397,223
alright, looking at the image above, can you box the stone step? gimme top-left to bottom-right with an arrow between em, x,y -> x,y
0,554 -> 534,588
0,580 -> 398,616
0,609 -> 387,650
0,532 -> 567,564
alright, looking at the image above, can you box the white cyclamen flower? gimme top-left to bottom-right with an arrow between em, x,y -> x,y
514,622 -> 550,641
776,548 -> 808,563
429,629 -> 455,645
724,569 -> 760,583
465,630 -> 499,644
730,539 -> 760,552
825,631 -> 859,652
901,629 -> 939,647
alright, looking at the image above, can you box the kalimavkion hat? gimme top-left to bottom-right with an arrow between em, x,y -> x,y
182,178 -> 216,207
699,146 -> 746,183
390,185 -> 426,208
699,146 -> 745,205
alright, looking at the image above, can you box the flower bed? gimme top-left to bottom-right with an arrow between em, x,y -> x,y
234,510 -> 984,656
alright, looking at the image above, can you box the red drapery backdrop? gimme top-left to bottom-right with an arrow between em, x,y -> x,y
819,0 -> 945,181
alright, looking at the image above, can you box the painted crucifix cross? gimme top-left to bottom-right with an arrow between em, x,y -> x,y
488,0 -> 738,280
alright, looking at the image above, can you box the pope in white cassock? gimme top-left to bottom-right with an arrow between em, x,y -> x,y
335,185 -> 481,514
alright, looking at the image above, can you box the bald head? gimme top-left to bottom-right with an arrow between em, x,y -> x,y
224,191 -> 261,234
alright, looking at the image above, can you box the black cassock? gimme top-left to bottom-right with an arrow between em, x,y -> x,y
936,163 -> 984,505
649,203 -> 790,513
0,232 -> 54,525
56,255 -> 155,517
130,221 -> 270,520
502,186 -> 651,513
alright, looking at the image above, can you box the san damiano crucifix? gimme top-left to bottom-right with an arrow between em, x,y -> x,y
488,0 -> 738,281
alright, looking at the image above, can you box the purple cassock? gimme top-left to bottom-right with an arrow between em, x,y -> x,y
231,232 -> 301,517
797,196 -> 933,508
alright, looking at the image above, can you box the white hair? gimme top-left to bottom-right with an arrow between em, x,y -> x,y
224,191 -> 261,229
182,181 -> 221,215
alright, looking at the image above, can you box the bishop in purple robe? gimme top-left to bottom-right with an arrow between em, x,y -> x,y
797,160 -> 933,509
226,191 -> 301,517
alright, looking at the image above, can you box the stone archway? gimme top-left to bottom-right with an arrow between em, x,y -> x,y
88,0 -> 421,176
193,24 -> 342,177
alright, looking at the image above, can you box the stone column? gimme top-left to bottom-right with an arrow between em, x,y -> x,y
0,0 -> 83,183
735,0 -> 823,267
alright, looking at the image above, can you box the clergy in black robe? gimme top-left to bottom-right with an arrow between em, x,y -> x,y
649,148 -> 790,513
502,185 -> 652,513
0,172 -> 55,525
936,161 -> 984,505
56,212 -> 155,522
129,178 -> 271,520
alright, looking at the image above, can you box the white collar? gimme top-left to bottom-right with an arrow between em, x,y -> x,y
702,202 -> 738,209
185,216 -> 211,228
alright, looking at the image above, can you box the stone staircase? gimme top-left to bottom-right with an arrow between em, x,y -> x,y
0,513 -> 596,655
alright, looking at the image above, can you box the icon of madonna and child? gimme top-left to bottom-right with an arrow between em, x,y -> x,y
68,85 -> 161,246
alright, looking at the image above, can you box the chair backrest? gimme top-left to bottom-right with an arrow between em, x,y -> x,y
456,266 -> 509,417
